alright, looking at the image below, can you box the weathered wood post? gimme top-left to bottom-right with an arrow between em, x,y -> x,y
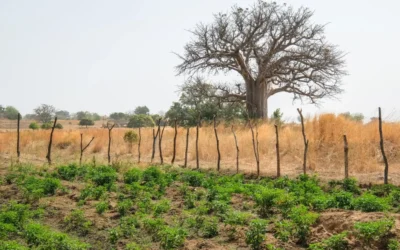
151,119 -> 161,163
378,107 -> 389,184
171,119 -> 178,164
80,134 -> 95,166
249,120 -> 260,177
107,122 -> 115,165
17,113 -> 21,162
184,127 -> 189,168
46,117 -> 58,165
196,117 -> 200,170
159,120 -> 166,164
231,125 -> 239,174
213,115 -> 221,172
275,124 -> 281,178
138,127 -> 141,163
297,108 -> 308,175
343,135 -> 349,179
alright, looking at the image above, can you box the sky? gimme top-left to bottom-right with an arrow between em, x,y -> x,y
1,0 -> 399,122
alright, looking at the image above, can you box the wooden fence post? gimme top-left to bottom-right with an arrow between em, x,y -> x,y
184,127 -> 189,168
80,134 -> 95,166
275,124 -> 281,178
378,107 -> 389,184
249,120 -> 260,177
107,122 -> 115,165
231,125 -> 239,174
213,115 -> 221,172
159,121 -> 166,164
343,135 -> 349,179
196,117 -> 200,170
297,108 -> 308,175
138,127 -> 141,163
171,120 -> 178,164
46,117 -> 57,165
17,113 -> 21,162
151,119 -> 161,163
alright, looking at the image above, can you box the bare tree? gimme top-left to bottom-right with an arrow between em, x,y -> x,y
176,1 -> 346,118
80,134 -> 95,166
107,122 -> 115,165
46,117 -> 57,165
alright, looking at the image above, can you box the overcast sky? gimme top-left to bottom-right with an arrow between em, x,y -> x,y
1,0 -> 399,121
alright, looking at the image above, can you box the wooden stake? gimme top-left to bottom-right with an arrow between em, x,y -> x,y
184,127 -> 189,168
17,113 -> 21,162
249,120 -> 260,176
151,119 -> 161,163
196,117 -> 200,169
275,124 -> 281,178
343,135 -> 349,179
138,127 -> 141,163
159,121 -> 166,164
378,107 -> 389,184
80,134 -> 95,166
297,108 -> 308,175
171,119 -> 178,164
107,122 -> 115,165
213,115 -> 221,172
46,117 -> 57,165
231,125 -> 239,174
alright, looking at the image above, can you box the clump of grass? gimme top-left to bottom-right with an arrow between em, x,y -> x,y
63,209 -> 92,236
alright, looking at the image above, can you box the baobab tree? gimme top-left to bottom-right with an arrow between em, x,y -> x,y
176,1 -> 346,119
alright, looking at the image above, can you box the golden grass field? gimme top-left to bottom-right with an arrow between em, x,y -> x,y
1,114 -> 400,184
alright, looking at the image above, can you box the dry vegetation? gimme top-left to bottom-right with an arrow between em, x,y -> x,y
1,114 -> 400,184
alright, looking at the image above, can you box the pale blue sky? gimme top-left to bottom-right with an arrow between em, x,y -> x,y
1,0 -> 399,121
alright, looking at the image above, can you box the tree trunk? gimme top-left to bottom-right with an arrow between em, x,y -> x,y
246,82 -> 268,119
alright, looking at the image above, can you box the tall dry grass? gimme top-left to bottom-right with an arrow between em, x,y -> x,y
0,114 -> 399,178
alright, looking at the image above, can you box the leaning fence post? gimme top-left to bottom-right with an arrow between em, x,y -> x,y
343,135 -> 349,179
17,113 -> 21,162
275,124 -> 281,178
151,119 -> 161,163
297,108 -> 308,175
184,127 -> 189,168
249,120 -> 260,177
213,115 -> 221,172
159,120 -> 166,164
80,134 -> 95,166
231,125 -> 239,174
107,122 -> 115,165
46,117 -> 58,165
378,107 -> 389,184
171,119 -> 178,164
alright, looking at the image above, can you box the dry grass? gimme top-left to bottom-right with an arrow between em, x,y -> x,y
1,114 -> 400,183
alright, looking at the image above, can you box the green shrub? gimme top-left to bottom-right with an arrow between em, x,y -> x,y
40,123 -> 52,129
253,188 -> 284,217
0,240 -> 29,250
309,232 -> 349,250
55,123 -> 63,129
388,239 -> 400,250
159,226 -> 187,250
127,114 -> 155,128
96,201 -> 108,214
117,200 -> 133,216
181,171 -> 205,187
42,177 -> 61,195
288,205 -> 319,245
119,216 -> 140,238
57,164 -> 79,181
342,178 -> 360,194
124,168 -> 142,184
370,184 -> 398,197
88,166 -> 117,190
327,191 -> 354,209
201,217 -> 219,238
109,227 -> 121,244
20,176 -> 61,201
274,220 -> 294,242
245,219 -> 268,250
142,217 -> 164,239
142,166 -> 163,184
29,122 -> 39,130
354,218 -> 394,246
352,193 -> 389,212
63,209 -> 92,236
126,242 -> 142,250
224,210 -> 252,226
79,119 -> 95,127
25,222 -> 90,249
154,199 -> 171,217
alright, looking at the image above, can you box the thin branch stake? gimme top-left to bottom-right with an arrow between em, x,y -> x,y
159,120 -> 166,164
213,115 -> 221,172
80,134 -> 95,166
171,119 -> 178,164
184,127 -> 189,168
297,108 -> 308,175
379,107 -> 389,184
231,125 -> 239,174
275,124 -> 281,178
46,117 -> 58,165
343,135 -> 349,179
107,122 -> 115,165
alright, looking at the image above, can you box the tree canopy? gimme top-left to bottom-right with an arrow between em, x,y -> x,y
0,105 -> 19,120
134,106 -> 150,115
34,104 -> 56,123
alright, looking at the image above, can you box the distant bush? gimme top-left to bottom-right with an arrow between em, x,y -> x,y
127,114 -> 155,128
29,122 -> 39,130
79,119 -> 95,127
55,123 -> 63,129
40,123 -> 52,129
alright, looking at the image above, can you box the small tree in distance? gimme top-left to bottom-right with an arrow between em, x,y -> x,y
127,115 -> 155,128
34,104 -> 56,123
134,106 -> 150,115
79,119 -> 95,128
123,131 -> 138,153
